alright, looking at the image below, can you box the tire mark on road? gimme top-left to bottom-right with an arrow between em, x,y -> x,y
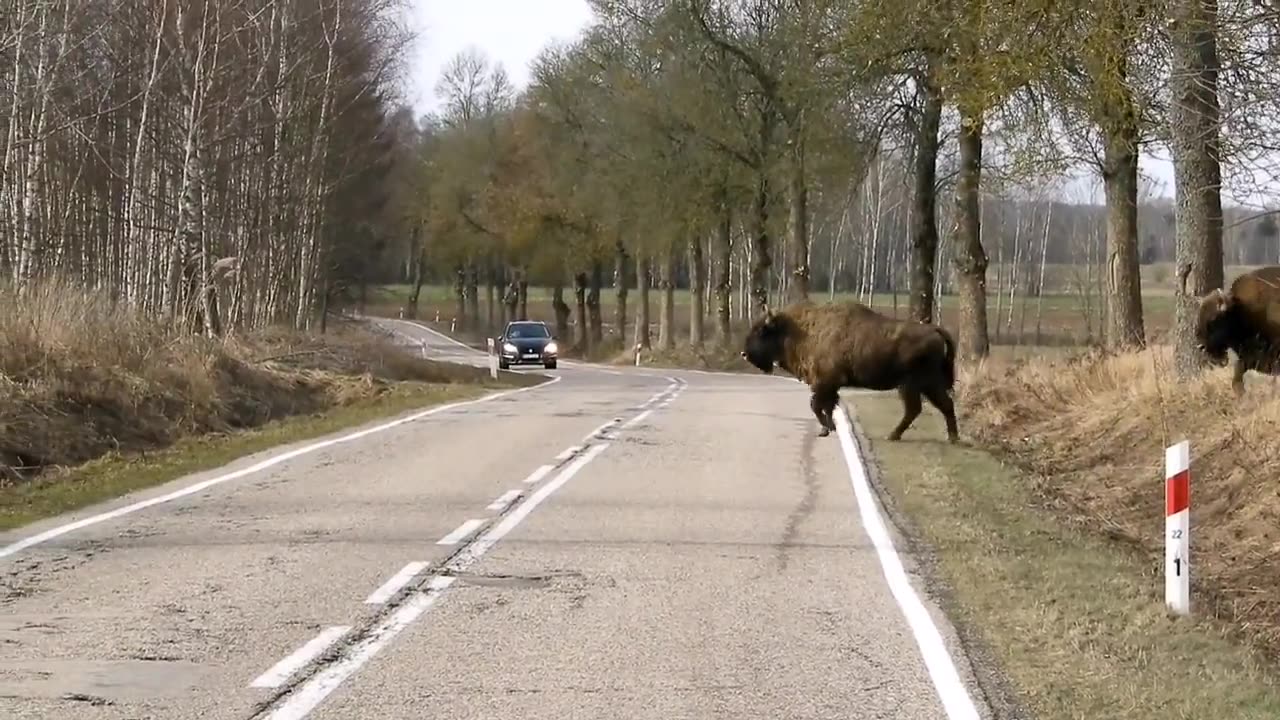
777,425 -> 820,572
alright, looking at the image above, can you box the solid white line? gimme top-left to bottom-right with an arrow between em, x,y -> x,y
436,518 -> 485,546
486,489 -> 521,512
832,406 -> 982,720
262,442 -> 617,720
0,376 -> 561,561
363,562 -> 429,605
250,626 -> 351,689
621,409 -> 654,429
521,464 -> 555,485
554,445 -> 582,461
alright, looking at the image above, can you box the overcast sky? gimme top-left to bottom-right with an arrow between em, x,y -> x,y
399,0 -> 1280,208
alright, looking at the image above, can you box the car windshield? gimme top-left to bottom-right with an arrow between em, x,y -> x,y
506,324 -> 550,339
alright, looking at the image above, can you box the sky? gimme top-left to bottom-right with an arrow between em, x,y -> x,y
404,0 -> 595,115
401,0 -> 1278,209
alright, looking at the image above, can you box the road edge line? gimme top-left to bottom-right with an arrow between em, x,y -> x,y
0,375 -> 561,561
833,405 -> 983,720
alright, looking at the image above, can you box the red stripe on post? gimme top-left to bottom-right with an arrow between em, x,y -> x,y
1166,469 -> 1190,516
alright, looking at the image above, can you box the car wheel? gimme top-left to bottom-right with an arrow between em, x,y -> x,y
544,360 -> 557,370
499,359 -> 509,370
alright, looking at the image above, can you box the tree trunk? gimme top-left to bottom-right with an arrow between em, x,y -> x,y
689,234 -> 706,346
749,151 -> 772,316
405,227 -> 424,319
1170,0 -> 1225,376
951,107 -> 991,361
485,263 -> 496,332
552,282 -> 571,340
785,129 -> 809,303
716,199 -> 732,344
658,250 -> 675,351
518,273 -> 529,319
614,240 -> 629,349
573,271 -> 589,352
909,67 -> 943,324
465,263 -> 479,331
454,266 -> 466,329
636,256 -> 652,349
1102,117 -> 1146,350
587,260 -> 603,346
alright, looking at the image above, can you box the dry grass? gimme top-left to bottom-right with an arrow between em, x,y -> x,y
0,279 -> 527,484
852,392 -> 1280,718
959,345 -> 1280,658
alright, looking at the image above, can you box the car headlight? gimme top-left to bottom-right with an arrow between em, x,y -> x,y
503,342 -> 517,353
544,342 -> 558,354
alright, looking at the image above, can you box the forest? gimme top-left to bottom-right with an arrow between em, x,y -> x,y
363,0 -> 1280,373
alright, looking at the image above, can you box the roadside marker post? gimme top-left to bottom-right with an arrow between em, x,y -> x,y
435,310 -> 440,322
1165,440 -> 1191,616
487,338 -> 498,379
633,343 -> 642,367
451,318 -> 456,333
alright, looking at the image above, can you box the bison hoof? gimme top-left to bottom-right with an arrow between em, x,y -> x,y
948,434 -> 960,445
886,433 -> 902,442
817,427 -> 831,437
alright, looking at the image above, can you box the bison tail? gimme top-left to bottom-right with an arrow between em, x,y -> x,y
936,326 -> 957,391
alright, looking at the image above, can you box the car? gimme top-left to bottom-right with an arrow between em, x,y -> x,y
495,320 -> 559,370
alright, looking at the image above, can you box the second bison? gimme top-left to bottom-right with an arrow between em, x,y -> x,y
740,300 -> 959,443
1196,264 -> 1280,395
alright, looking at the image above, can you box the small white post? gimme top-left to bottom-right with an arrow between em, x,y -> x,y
487,338 -> 498,379
633,343 -> 642,367
435,310 -> 440,322
397,308 -> 403,319
1165,440 -> 1191,616
450,318 -> 456,333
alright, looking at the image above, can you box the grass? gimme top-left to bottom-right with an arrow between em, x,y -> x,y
850,391 -> 1280,719
0,381 -> 491,532
0,278 -> 540,532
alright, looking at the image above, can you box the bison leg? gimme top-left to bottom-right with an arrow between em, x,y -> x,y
923,384 -> 960,444
810,385 -> 839,437
888,387 -> 923,441
1232,356 -> 1247,397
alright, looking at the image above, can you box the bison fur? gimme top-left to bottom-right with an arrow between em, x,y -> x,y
741,300 -> 959,443
1196,264 -> 1280,395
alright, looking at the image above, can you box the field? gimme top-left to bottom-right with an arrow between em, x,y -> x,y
366,262 -> 1263,361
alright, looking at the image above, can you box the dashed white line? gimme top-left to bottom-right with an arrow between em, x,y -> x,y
250,626 -> 351,689
486,489 -> 521,512
436,519 -> 484,546
621,409 -> 654,429
833,406 -> 981,720
363,562 -> 429,605
257,380 -> 681,720
521,464 -> 555,485
262,442 -> 617,720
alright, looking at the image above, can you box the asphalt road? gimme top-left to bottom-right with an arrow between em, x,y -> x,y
0,319 -> 995,720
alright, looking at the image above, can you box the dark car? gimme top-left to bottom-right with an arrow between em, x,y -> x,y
496,321 -> 559,370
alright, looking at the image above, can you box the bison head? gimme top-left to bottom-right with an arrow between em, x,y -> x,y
741,308 -> 787,374
1196,288 -> 1242,366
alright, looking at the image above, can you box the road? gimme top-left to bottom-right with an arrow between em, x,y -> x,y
0,319 -> 994,720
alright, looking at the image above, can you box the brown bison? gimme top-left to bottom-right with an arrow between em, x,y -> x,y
741,300 -> 959,443
1196,265 -> 1280,395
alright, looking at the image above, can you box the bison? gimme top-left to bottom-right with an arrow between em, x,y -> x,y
1196,264 -> 1280,395
740,300 -> 959,443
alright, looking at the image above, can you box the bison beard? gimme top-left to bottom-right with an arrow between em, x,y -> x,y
1196,265 -> 1280,395
741,300 -> 960,443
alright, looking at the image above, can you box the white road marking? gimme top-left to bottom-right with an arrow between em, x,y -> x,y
250,626 -> 351,689
833,406 -> 981,720
486,489 -> 521,512
363,562 -> 429,605
554,445 -> 583,461
258,382 -> 679,720
521,464 -> 555,485
436,518 -> 485,546
621,410 -> 654,429
0,376 -> 561,561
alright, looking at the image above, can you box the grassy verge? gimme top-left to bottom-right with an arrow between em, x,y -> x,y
0,381 -> 501,532
849,392 -> 1280,719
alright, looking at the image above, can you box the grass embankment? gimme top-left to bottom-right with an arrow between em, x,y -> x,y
849,352 -> 1280,719
0,282 -> 540,532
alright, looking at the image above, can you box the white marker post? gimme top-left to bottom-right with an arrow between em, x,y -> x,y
487,338 -> 498,379
451,318 -> 456,333
634,343 -> 642,367
435,310 -> 440,322
1165,440 -> 1191,616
